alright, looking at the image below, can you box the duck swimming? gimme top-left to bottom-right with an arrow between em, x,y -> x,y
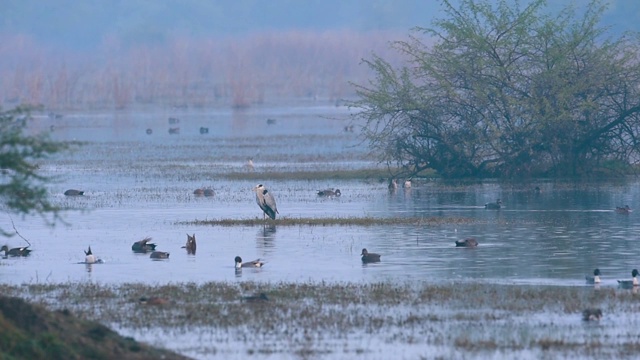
485,199 -> 502,209
1,245 -> 32,257
361,248 -> 381,263
150,251 -> 170,259
582,308 -> 603,322
617,269 -> 639,288
317,188 -> 341,197
585,268 -> 601,284
235,256 -> 265,268
455,238 -> 478,247
615,205 -> 632,214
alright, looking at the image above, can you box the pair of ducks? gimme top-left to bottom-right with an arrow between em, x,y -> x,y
388,179 -> 412,190
586,268 -> 639,288
235,249 -> 382,268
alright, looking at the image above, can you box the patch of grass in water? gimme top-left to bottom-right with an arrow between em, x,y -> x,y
222,168 -> 437,181
180,216 -> 476,227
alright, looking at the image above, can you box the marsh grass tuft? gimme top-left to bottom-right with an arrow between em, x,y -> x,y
180,216 -> 476,227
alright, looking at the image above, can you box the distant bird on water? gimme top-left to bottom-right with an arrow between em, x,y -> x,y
485,199 -> 502,209
1,245 -> 32,257
131,237 -> 157,253
182,233 -> 196,255
317,188 -> 341,197
84,246 -> 97,264
388,179 -> 398,191
64,189 -> 84,196
582,308 -> 603,322
150,251 -> 170,259
585,268 -> 601,284
455,238 -> 478,247
615,205 -> 632,214
253,184 -> 278,220
235,256 -> 265,268
361,248 -> 381,263
618,269 -> 639,288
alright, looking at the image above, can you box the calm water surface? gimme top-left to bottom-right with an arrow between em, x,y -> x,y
2,104 -> 639,288
3,104 -> 640,359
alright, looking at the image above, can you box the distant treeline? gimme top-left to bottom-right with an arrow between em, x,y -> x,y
0,30 -> 405,110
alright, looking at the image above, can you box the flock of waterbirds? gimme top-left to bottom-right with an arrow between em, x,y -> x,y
2,182 -> 638,317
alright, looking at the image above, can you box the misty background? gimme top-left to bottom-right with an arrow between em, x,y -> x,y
1,0 -> 639,110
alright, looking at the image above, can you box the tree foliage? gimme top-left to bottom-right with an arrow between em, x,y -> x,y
352,0 -> 640,178
0,106 -> 71,236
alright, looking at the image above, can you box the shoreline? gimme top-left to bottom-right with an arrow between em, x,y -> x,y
1,281 -> 638,359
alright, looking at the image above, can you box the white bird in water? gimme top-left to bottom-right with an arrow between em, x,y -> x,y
253,184 -> 279,220
85,246 -> 96,264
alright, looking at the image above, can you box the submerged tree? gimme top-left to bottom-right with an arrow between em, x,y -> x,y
351,0 -> 640,178
0,106 -> 71,237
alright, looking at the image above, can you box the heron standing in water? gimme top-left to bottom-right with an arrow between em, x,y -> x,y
253,184 -> 279,220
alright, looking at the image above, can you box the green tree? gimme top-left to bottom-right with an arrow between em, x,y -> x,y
351,0 -> 640,178
0,106 -> 71,237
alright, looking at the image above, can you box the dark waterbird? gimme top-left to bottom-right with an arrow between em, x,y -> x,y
242,292 -> 269,302
182,233 -> 196,254
131,237 -> 157,253
317,188 -> 341,197
582,308 -> 603,322
1,245 -> 32,257
361,248 -> 381,263
150,251 -> 170,259
485,199 -> 502,209
64,189 -> 84,196
253,184 -> 278,220
617,269 -> 639,288
138,296 -> 169,305
615,205 -> 632,214
585,268 -> 601,284
455,238 -> 478,247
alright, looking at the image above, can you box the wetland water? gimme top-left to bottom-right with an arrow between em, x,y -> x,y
2,103 -> 640,359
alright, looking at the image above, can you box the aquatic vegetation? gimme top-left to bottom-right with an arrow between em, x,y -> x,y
0,281 -> 638,359
181,216 -> 477,227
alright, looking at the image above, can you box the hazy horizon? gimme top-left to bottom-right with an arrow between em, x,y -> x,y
1,0 -> 638,110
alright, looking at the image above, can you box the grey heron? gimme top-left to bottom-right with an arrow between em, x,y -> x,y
253,184 -> 278,220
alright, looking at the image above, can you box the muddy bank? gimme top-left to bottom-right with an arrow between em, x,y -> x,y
0,295 -> 190,360
1,281 -> 638,359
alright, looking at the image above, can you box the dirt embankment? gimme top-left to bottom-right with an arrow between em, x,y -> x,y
0,295 -> 190,360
